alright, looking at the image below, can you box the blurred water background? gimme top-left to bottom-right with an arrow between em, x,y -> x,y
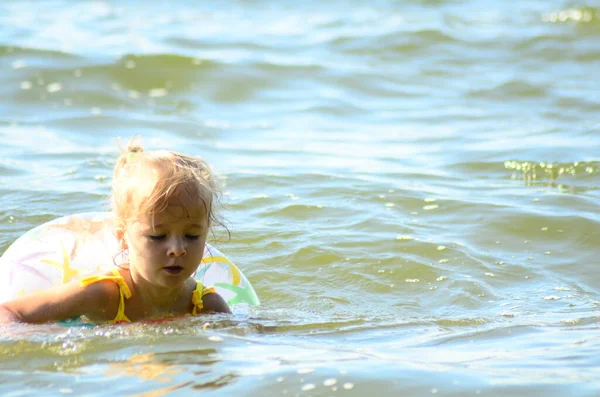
0,0 -> 599,396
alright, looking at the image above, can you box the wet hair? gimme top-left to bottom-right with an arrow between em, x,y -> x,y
111,139 -> 226,238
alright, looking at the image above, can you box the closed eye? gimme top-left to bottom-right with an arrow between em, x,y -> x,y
148,234 -> 200,241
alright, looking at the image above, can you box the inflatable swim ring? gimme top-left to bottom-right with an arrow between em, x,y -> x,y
0,212 -> 260,309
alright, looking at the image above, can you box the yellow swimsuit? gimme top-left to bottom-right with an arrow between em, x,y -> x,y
80,269 -> 216,324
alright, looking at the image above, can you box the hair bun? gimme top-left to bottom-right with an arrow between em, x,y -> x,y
128,145 -> 144,153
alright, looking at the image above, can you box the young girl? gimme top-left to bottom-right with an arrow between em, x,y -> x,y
0,142 -> 230,323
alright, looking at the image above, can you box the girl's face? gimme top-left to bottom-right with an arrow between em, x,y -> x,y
123,187 -> 211,289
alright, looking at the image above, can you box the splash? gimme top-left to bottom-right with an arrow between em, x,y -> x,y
542,7 -> 599,24
504,160 -> 599,181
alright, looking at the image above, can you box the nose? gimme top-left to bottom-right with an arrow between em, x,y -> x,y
167,237 -> 187,257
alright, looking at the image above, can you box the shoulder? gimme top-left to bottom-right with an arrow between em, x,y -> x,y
78,272 -> 123,321
201,291 -> 231,314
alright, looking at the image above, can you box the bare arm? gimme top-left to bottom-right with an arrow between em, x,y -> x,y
0,280 -> 117,324
0,305 -> 20,322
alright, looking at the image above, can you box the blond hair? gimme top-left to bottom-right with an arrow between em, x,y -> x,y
111,140 -> 225,236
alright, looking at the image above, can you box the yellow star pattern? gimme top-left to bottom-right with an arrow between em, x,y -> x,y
41,242 -> 80,284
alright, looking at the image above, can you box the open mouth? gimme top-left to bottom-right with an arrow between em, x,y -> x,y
163,265 -> 184,275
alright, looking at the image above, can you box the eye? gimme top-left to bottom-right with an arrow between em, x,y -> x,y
149,235 -> 166,241
185,235 -> 201,240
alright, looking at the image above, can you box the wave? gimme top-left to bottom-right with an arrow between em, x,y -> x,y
330,29 -> 460,55
0,45 -> 82,61
466,80 -> 548,99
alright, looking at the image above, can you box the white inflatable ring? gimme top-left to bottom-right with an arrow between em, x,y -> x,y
0,212 -> 260,308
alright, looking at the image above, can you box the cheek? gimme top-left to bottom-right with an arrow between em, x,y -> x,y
129,242 -> 163,266
126,232 -> 152,256
191,239 -> 207,256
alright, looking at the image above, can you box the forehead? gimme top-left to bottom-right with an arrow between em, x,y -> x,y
139,183 -> 212,225
166,183 -> 211,216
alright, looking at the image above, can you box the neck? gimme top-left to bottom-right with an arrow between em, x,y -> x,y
127,270 -> 188,314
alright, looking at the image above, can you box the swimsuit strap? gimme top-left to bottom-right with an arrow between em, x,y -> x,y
191,281 -> 216,315
80,269 -> 132,323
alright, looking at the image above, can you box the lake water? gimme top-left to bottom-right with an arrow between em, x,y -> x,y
0,1 -> 599,396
